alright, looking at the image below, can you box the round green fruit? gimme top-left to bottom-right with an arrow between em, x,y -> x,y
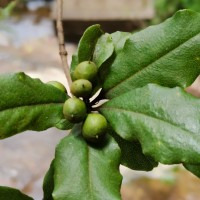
82,113 -> 108,142
47,81 -> 66,93
70,79 -> 92,98
63,97 -> 87,123
73,61 -> 98,81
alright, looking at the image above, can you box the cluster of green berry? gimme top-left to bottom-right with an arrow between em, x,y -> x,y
49,61 -> 108,143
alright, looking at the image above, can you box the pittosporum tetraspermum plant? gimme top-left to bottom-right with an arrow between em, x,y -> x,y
0,9 -> 200,200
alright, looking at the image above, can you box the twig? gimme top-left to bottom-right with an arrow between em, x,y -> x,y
56,0 -> 72,91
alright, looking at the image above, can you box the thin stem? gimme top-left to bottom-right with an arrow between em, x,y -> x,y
56,0 -> 72,91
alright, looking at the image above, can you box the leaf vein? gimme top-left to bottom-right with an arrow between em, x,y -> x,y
87,145 -> 94,200
101,107 -> 192,135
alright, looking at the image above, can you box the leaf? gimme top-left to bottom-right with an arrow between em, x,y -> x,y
98,31 -> 132,91
0,73 -> 72,139
110,130 -> 158,171
101,10 -> 200,98
0,1 -> 16,19
100,84 -> 200,164
70,25 -> 103,80
0,186 -> 33,200
183,163 -> 200,178
53,125 -> 122,200
182,0 -> 200,12
71,27 -> 128,81
55,119 -> 73,130
110,31 -> 132,53
78,24 -> 103,63
70,52 -> 79,79
43,160 -> 54,200
89,33 -> 115,94
93,33 -> 114,68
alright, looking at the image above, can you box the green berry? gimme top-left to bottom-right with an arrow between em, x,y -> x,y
70,79 -> 92,98
47,81 -> 66,93
73,61 -> 98,81
63,97 -> 87,123
82,113 -> 108,142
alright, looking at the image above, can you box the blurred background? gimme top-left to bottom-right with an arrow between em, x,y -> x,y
0,0 -> 200,199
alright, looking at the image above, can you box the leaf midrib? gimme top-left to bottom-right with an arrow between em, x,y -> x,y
106,32 -> 200,96
86,145 -> 95,200
101,107 -> 194,136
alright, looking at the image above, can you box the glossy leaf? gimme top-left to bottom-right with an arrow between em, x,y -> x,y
110,31 -> 131,53
54,119 -> 73,130
72,28 -> 130,76
43,160 -> 54,200
100,84 -> 200,164
183,163 -> 200,178
70,25 -> 103,80
93,33 -> 114,68
53,125 -> 122,200
101,10 -> 200,98
77,24 -> 103,63
96,31 -> 131,92
70,52 -> 79,79
110,130 -> 158,171
0,73 -> 72,139
0,186 -> 33,200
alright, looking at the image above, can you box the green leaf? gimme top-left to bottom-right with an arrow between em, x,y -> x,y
98,31 -> 131,91
53,125 -> 122,200
70,25 -> 103,80
183,163 -> 200,178
70,52 -> 79,79
71,28 -> 128,80
0,186 -> 33,200
110,130 -> 158,171
90,33 -> 115,94
100,84 -> 200,164
93,33 -> 114,68
0,73 -> 72,139
110,31 -> 132,53
0,1 -> 16,19
55,119 -> 73,130
182,0 -> 200,12
101,10 -> 200,98
43,160 -> 54,200
78,24 -> 103,63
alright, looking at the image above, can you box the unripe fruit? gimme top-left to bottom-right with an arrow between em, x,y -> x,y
82,113 -> 108,142
63,97 -> 87,123
47,81 -> 66,93
73,61 -> 98,81
70,79 -> 92,98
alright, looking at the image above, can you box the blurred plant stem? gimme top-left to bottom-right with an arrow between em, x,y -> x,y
56,0 -> 72,93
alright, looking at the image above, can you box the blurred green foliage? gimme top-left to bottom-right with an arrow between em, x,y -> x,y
153,0 -> 200,24
181,0 -> 200,11
0,1 -> 16,20
0,0 -> 27,20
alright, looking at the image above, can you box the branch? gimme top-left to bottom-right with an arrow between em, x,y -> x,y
56,0 -> 72,91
